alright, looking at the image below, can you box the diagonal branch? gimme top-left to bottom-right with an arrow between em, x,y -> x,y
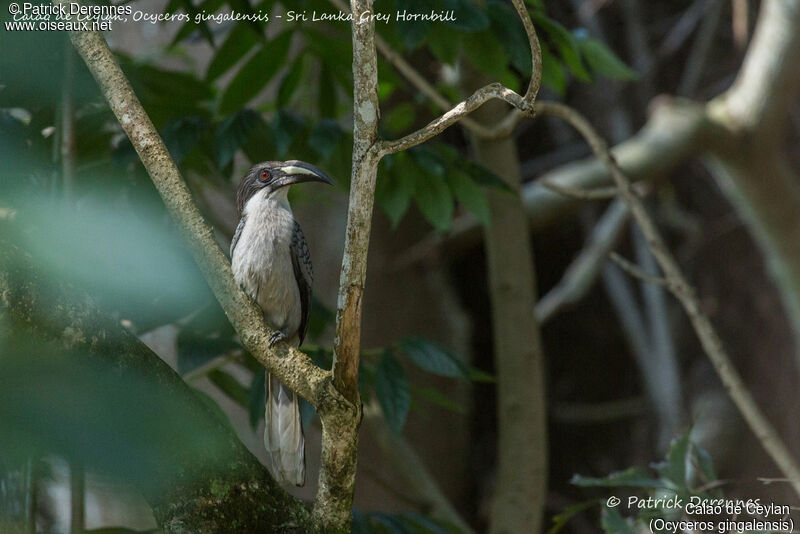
537,100 -> 800,499
378,83 -> 531,156
54,11 -> 330,410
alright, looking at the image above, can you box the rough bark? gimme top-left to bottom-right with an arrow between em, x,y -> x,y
330,0 -> 380,406
471,102 -> 548,534
0,239 -> 315,532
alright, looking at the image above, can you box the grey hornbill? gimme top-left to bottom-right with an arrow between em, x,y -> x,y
231,160 -> 334,486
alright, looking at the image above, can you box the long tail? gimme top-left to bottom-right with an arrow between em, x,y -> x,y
264,372 -> 306,486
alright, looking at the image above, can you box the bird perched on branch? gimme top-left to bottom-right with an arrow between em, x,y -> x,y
231,160 -> 334,486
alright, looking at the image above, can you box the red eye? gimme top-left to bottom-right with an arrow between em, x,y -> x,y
259,170 -> 270,181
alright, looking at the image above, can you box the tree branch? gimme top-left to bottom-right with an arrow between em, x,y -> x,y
378,84 -> 531,156
375,0 -> 541,155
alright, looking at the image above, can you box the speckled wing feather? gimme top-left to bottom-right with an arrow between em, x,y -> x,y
290,220 -> 313,346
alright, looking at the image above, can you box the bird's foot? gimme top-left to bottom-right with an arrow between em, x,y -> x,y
268,331 -> 288,348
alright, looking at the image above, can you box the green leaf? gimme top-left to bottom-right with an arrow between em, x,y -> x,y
240,114 -> 275,167
548,500 -> 598,534
401,513 -> 458,534
213,109 -> 263,168
318,64 -> 338,118
398,337 -> 468,379
383,102 -> 416,134
208,369 -> 250,409
462,30 -> 509,81
459,160 -> 511,192
541,43 -> 567,96
533,12 -> 591,81
395,0 -> 432,49
278,54 -> 306,107
601,507 -> 636,534
219,32 -> 293,114
410,146 -> 445,176
426,25 -> 462,65
176,303 -> 237,376
376,155 -> 416,227
570,467 -> 665,488
308,295 -> 336,339
447,169 -> 491,226
206,24 -> 259,82
304,29 -> 353,92
167,0 -> 222,47
412,385 -> 466,414
442,0 -> 489,32
413,173 -> 453,231
467,367 -> 496,383
161,116 -> 207,164
693,443 -> 718,486
375,351 -> 411,433
271,109 -> 306,158
654,432 -> 690,490
308,120 -> 343,161
488,1 -> 531,76
432,144 -> 511,193
248,369 -> 266,429
576,37 -> 638,81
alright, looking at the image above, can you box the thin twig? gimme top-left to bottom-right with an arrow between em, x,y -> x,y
378,83 -> 531,156
538,99 -> 800,500
609,252 -> 670,287
183,352 -> 241,383
539,178 -> 619,200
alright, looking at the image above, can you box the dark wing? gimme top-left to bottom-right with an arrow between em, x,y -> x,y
230,214 -> 246,258
290,220 -> 313,346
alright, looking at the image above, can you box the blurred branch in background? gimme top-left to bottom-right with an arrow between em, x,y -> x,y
536,99 -> 800,499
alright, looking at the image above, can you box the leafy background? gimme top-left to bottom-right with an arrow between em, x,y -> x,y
3,0 -> 785,533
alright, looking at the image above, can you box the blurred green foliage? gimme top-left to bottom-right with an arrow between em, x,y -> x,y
0,335 -> 232,498
555,432 -> 725,534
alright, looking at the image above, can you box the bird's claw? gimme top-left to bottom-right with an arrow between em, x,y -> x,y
268,331 -> 287,348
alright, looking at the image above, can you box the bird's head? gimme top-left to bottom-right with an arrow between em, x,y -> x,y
237,160 -> 334,213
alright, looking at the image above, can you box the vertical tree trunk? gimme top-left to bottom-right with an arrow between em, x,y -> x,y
471,101 -> 548,534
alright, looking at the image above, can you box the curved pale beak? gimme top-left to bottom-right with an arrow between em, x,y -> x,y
274,160 -> 335,188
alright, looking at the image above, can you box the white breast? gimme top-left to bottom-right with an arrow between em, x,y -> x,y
231,188 -> 302,337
